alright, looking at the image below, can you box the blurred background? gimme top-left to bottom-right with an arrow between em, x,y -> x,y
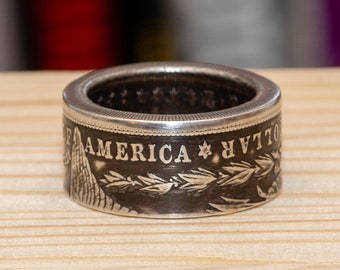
0,0 -> 339,70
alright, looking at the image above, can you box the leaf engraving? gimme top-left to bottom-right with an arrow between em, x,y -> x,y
208,196 -> 251,213
255,154 -> 275,180
137,173 -> 167,185
218,165 -> 256,187
178,167 -> 217,193
101,171 -> 139,192
137,174 -> 175,195
139,183 -> 174,195
98,151 -> 281,202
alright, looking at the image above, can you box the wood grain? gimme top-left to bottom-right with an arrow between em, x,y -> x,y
0,69 -> 340,269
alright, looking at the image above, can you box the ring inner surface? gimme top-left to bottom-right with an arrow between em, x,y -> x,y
87,73 -> 256,114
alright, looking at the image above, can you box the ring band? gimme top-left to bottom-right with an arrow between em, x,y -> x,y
62,62 -> 282,218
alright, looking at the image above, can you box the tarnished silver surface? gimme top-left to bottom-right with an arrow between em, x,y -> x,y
63,62 -> 282,218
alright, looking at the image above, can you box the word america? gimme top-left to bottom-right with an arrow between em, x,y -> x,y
65,123 -> 280,164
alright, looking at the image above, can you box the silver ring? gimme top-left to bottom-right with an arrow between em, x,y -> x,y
63,62 -> 282,218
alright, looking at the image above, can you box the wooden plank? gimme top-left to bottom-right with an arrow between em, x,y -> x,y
0,69 -> 340,269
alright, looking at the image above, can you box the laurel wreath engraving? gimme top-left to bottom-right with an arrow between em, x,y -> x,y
100,151 -> 281,199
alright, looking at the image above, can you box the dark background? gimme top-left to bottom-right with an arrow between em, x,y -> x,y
0,0 -> 339,70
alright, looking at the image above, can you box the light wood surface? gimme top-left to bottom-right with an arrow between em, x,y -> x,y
1,69 -> 340,269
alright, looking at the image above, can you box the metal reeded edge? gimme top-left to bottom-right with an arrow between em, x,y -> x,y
62,62 -> 282,218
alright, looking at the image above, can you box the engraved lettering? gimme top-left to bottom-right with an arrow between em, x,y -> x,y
239,135 -> 251,154
147,144 -> 157,162
96,139 -> 113,159
66,127 -> 72,145
174,145 -> 192,163
273,123 -> 279,142
265,127 -> 272,145
159,144 -> 172,164
130,143 -> 146,161
85,137 -> 95,155
116,142 -> 129,160
78,119 -> 281,164
221,140 -> 235,159
252,132 -> 262,150
64,148 -> 71,165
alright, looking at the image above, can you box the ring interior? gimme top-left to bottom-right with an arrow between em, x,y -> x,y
87,72 -> 256,114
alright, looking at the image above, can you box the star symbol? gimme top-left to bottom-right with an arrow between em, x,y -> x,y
198,140 -> 212,159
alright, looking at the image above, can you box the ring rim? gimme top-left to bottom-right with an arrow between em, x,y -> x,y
63,62 -> 281,136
